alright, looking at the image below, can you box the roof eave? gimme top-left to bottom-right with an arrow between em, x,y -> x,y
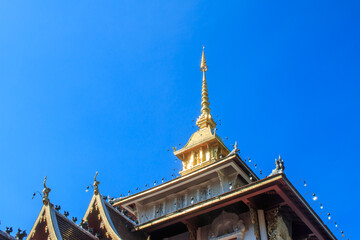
113,154 -> 246,206
134,174 -> 336,240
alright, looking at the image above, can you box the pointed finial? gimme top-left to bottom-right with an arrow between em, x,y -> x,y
200,45 -> 208,72
196,46 -> 216,129
226,141 -> 239,157
93,171 -> 100,195
42,176 -> 51,205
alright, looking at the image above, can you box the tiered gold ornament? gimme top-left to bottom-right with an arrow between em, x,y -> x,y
174,47 -> 229,175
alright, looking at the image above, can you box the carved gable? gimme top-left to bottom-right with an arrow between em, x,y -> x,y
209,211 -> 246,240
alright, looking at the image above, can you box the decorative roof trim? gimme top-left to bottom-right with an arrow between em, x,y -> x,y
174,129 -> 228,155
136,175 -> 283,230
28,205 -> 46,239
98,194 -> 122,239
136,174 -> 336,240
83,194 -> 123,240
28,205 -> 63,240
47,206 -> 63,240
115,154 -> 258,206
83,194 -> 97,221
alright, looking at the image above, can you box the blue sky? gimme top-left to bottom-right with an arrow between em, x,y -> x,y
0,1 -> 358,238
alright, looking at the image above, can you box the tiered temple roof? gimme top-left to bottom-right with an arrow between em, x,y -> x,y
26,48 -> 339,240
28,178 -> 98,240
82,172 -> 148,240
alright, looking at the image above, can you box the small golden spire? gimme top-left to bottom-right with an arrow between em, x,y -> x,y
200,45 -> 208,72
42,176 -> 51,205
196,46 -> 216,129
93,171 -> 100,195
200,46 -> 210,115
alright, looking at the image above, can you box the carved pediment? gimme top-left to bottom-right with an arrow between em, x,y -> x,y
209,210 -> 246,240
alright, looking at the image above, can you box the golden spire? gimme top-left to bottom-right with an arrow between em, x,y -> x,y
42,176 -> 51,205
196,46 -> 216,129
93,171 -> 100,195
174,47 -> 230,176
200,45 -> 208,72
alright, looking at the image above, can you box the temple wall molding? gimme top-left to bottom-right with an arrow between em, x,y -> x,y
136,174 -> 243,224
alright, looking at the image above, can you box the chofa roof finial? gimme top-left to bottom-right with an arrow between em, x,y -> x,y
269,155 -> 285,176
226,141 -> 239,157
93,171 -> 100,195
42,176 -> 51,205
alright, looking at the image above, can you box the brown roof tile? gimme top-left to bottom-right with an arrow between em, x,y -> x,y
55,211 -> 97,240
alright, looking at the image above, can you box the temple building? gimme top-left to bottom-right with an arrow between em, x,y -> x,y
24,48 -> 337,240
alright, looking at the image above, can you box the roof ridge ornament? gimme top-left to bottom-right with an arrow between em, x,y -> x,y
93,171 -> 100,195
269,155 -> 285,176
42,176 -> 51,205
226,141 -> 239,157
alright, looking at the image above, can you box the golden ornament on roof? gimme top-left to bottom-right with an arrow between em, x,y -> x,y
42,176 -> 51,205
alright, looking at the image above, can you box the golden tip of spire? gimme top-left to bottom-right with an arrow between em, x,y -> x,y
200,46 -> 208,72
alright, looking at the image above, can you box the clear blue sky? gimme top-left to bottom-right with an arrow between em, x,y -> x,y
0,1 -> 358,239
